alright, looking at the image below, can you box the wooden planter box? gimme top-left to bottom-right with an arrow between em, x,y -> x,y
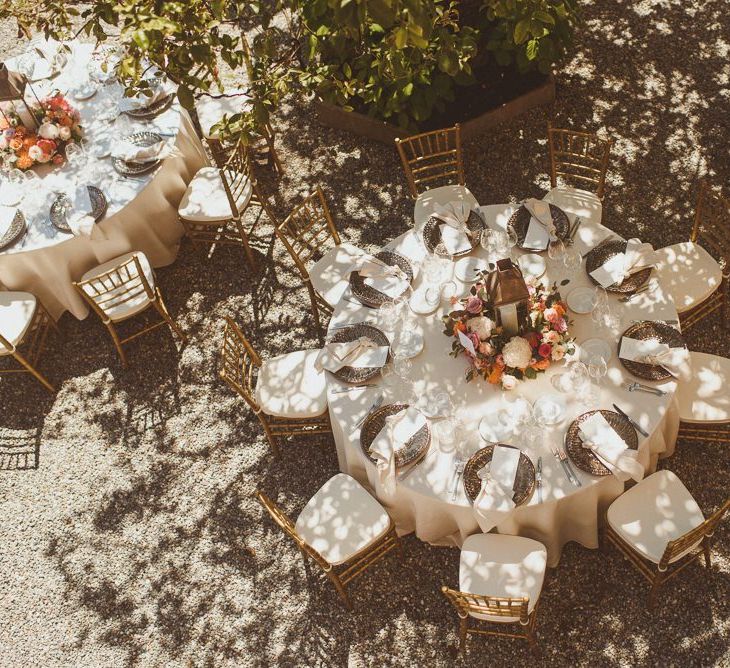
314,74 -> 555,144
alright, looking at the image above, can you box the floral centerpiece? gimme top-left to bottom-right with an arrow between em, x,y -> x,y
443,271 -> 575,390
0,92 -> 82,170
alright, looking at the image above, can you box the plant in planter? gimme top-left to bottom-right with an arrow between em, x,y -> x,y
299,0 -> 479,130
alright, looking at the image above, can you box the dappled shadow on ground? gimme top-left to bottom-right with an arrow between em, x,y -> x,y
1,0 -> 729,665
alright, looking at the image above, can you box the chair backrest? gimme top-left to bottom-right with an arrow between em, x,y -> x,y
395,124 -> 464,198
75,253 -> 154,319
547,123 -> 612,199
276,187 -> 341,278
256,489 -> 331,568
441,586 -> 530,625
218,140 -> 255,219
219,317 -> 262,411
659,497 -> 730,570
690,182 -> 730,273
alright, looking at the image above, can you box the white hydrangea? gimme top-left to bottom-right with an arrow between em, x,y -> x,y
467,316 -> 494,341
502,336 -> 532,369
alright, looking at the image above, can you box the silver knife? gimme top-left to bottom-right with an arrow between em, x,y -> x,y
536,457 -> 543,503
612,403 -> 649,437
355,394 -> 383,429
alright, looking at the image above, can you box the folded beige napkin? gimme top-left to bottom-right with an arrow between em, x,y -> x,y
314,336 -> 388,373
0,205 -> 17,237
67,185 -> 95,236
432,201 -> 472,255
620,336 -> 691,381
579,413 -> 644,482
119,80 -> 175,112
523,198 -> 557,249
351,255 -> 409,298
589,238 -> 656,288
369,407 -> 426,496
473,445 -> 519,531
111,138 -> 172,163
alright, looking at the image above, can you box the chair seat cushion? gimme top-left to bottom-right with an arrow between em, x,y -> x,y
295,473 -> 391,565
80,252 -> 155,322
0,291 -> 37,355
178,166 -> 252,222
654,242 -> 722,313
459,533 -> 547,623
195,89 -> 251,139
678,352 -> 730,424
413,184 -> 478,228
607,470 -> 705,564
309,242 -> 365,308
254,349 -> 328,419
543,186 -> 603,226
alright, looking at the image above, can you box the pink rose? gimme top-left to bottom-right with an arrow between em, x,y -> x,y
468,332 -> 480,352
544,307 -> 559,323
466,295 -> 483,314
551,344 -> 566,361
542,330 -> 560,344
52,154 -> 64,165
538,343 -> 552,358
555,317 -> 568,333
501,374 -> 518,390
478,341 -> 494,356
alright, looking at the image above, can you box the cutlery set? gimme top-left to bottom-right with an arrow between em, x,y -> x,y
612,403 -> 649,436
552,443 -> 581,487
619,284 -> 653,302
566,217 -> 582,245
624,381 -> 667,396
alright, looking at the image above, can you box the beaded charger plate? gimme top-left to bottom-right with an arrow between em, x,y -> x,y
565,409 -> 638,476
422,209 -> 485,258
507,203 -> 570,250
50,186 -> 108,233
123,93 -> 175,120
584,239 -> 652,294
360,403 -> 430,468
112,132 -> 163,176
327,324 -> 390,384
0,210 -> 27,251
618,321 -> 685,381
463,444 -> 535,504
349,250 -> 414,308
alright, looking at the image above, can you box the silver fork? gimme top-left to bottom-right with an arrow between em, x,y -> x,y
566,217 -> 582,245
354,394 -> 383,429
626,381 -> 666,396
451,460 -> 465,501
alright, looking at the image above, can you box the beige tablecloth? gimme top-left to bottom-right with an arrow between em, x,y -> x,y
327,189 -> 680,567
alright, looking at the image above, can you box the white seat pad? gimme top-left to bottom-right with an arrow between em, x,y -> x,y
254,349 -> 328,419
80,252 -> 155,322
178,166 -> 252,222
295,473 -> 391,565
607,470 -> 705,564
543,186 -> 602,226
459,533 -> 547,623
678,352 -> 730,423
654,242 -> 722,313
195,89 -> 251,139
413,184 -> 478,228
309,242 -> 365,308
0,291 -> 37,355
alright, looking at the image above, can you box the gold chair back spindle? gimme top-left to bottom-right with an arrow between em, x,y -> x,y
441,586 -> 538,651
395,124 -> 464,198
680,181 -> 730,330
276,187 -> 342,341
547,123 -> 612,199
219,317 -> 331,456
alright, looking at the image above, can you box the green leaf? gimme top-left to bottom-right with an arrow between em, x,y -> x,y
514,19 -> 530,44
524,367 -> 537,379
526,38 -> 539,61
402,82 -> 413,96
394,27 -> 408,49
534,10 -> 556,25
176,84 -> 194,111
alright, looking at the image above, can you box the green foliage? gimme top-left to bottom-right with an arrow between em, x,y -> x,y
297,0 -> 479,130
483,0 -> 579,74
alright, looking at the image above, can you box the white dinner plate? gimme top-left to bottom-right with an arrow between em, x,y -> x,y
517,253 -> 546,278
454,256 -> 488,283
409,286 -> 441,315
0,184 -> 22,207
392,331 -> 424,359
533,394 -> 566,425
478,413 -> 515,443
579,338 -> 612,363
71,83 -> 97,100
567,287 -> 595,314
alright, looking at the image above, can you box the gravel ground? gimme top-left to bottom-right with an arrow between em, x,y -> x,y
1,2 -> 729,667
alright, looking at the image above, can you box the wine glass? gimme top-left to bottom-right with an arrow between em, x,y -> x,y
423,253 -> 444,306
563,246 -> 582,277
548,237 -> 565,265
506,227 -> 519,260
377,300 -> 402,334
587,354 -> 608,403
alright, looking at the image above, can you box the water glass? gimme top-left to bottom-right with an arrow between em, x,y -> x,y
563,246 -> 582,277
548,237 -> 565,264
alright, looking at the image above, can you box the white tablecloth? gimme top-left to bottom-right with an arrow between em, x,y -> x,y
0,42 -> 209,319
327,193 -> 680,567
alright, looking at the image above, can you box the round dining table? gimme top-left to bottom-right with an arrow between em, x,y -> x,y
0,41 -> 209,320
325,186 -> 680,567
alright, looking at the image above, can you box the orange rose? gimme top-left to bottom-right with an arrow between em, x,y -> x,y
16,153 -> 33,169
60,116 -> 73,127
22,136 -> 37,149
487,365 -> 504,384
453,321 -> 467,335
531,359 -> 550,371
554,304 -> 565,317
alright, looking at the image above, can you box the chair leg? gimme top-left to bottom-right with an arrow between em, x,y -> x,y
306,284 -> 325,346
327,571 -> 351,609
154,292 -> 187,344
258,416 -> 281,457
703,541 -> 712,568
12,350 -> 54,392
234,218 -> 258,273
648,574 -> 664,610
458,618 -> 468,654
104,322 -> 127,367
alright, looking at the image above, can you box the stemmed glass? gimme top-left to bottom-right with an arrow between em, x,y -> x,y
481,229 -> 510,262
422,253 -> 445,306
548,237 -> 565,266
587,354 -> 608,406
563,246 -> 582,278
506,227 -> 519,260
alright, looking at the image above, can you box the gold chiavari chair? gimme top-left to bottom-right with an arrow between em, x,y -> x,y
547,123 -> 612,199
395,123 -> 466,199
256,473 -> 401,608
218,317 -> 330,456
605,470 -> 730,608
655,182 -> 728,330
276,187 -> 365,343
73,252 -> 187,367
0,291 -> 58,392
441,534 -> 547,653
676,351 -> 730,444
178,141 -> 277,272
